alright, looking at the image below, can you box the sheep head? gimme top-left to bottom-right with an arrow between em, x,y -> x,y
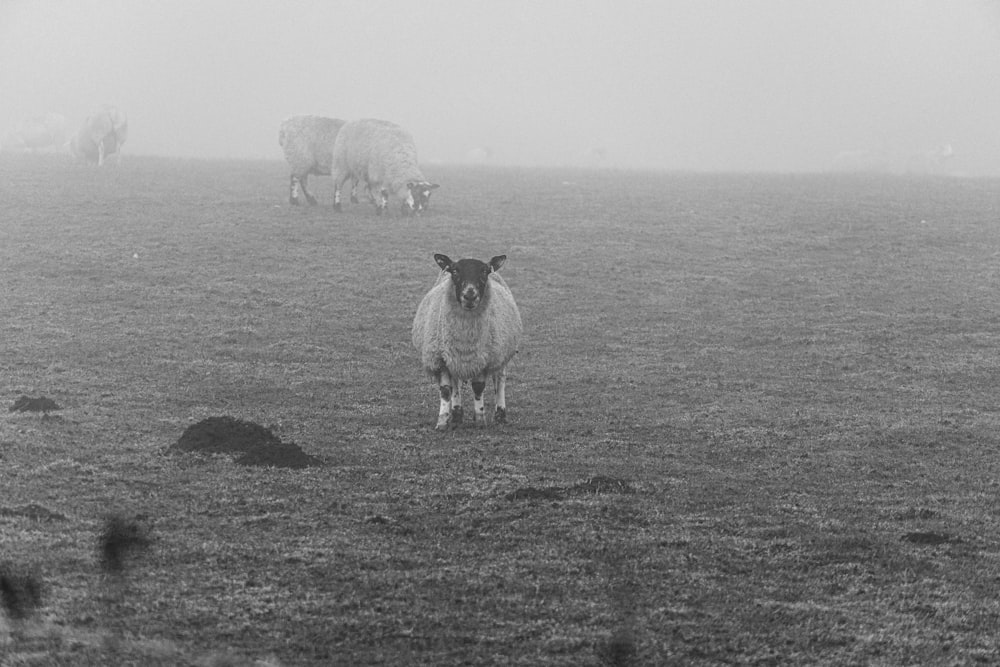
404,181 -> 440,215
434,254 -> 506,310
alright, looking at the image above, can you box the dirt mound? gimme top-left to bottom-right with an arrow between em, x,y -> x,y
170,416 -> 320,469
10,395 -> 60,414
901,531 -> 956,546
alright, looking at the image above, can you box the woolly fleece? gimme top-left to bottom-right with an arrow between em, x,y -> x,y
279,115 -> 346,178
332,118 -> 428,202
412,270 -> 522,381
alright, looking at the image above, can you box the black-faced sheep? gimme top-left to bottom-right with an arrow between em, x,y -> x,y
70,105 -> 127,166
412,254 -> 522,430
331,118 -> 438,216
279,115 -> 366,206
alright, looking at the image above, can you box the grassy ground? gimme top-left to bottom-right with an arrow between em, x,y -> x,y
2,153 -> 1000,664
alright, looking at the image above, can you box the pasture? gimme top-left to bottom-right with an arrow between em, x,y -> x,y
3,154 -> 1000,665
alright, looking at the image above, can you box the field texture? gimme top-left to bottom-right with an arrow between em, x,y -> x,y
3,154 -> 1000,665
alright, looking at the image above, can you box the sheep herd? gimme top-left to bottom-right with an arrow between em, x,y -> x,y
1,106 -> 128,166
3,107 -> 522,430
280,113 -> 522,429
278,115 -> 438,216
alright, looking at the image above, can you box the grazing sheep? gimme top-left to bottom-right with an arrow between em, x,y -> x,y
412,253 -> 522,430
1,113 -> 67,152
70,105 -> 127,165
331,118 -> 438,216
279,114 -> 365,206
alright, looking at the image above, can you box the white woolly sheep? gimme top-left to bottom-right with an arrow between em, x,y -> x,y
2,113 -> 67,152
412,253 -> 522,430
70,105 -> 127,165
278,115 -> 365,206
331,118 -> 438,216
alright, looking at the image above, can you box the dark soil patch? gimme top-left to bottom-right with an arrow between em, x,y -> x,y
0,564 -> 44,620
596,629 -> 639,667
505,487 -> 564,501
901,531 -> 955,546
565,475 -> 635,496
235,445 -> 320,469
169,416 -> 321,469
506,476 -> 635,502
99,515 -> 151,574
9,395 -> 60,414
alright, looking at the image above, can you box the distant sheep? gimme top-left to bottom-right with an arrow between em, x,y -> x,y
412,254 -> 522,430
279,114 -> 366,206
70,105 -> 128,165
331,118 -> 438,216
465,146 -> 493,164
0,113 -> 67,152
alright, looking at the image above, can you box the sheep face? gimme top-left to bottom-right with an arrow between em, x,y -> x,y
434,254 -> 507,310
404,181 -> 440,215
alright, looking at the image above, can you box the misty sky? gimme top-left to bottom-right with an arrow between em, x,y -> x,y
2,0 -> 1000,173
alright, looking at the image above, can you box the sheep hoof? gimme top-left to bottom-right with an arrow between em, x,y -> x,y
450,406 -> 463,427
374,206 -> 384,217
305,196 -> 318,206
350,194 -> 359,204
333,202 -> 342,212
289,197 -> 300,206
495,407 -> 507,425
435,418 -> 449,431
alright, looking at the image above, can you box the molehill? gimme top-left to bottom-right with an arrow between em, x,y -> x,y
170,416 -> 320,469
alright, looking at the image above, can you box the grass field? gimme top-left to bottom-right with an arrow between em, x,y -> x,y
3,153 -> 1000,665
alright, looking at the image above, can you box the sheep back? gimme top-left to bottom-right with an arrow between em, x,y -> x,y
333,119 -> 426,200
412,272 -> 522,381
279,115 -> 345,177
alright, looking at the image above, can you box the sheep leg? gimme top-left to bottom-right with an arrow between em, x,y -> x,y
350,179 -> 359,204
450,381 -> 464,427
437,370 -> 460,430
331,170 -> 350,212
493,370 -> 508,424
374,189 -> 388,216
97,141 -> 106,166
301,174 -> 317,205
289,175 -> 301,205
471,378 -> 487,426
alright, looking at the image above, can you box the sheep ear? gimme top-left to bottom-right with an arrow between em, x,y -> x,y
434,254 -> 453,272
427,183 -> 440,190
489,255 -> 507,273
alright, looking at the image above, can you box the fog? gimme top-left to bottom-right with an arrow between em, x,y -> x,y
2,0 -> 1000,173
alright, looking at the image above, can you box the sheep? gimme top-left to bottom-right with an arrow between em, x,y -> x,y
278,114 -> 367,206
465,146 -> 493,163
331,118 -> 438,216
412,253 -> 522,430
1,113 -> 67,152
70,105 -> 127,165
